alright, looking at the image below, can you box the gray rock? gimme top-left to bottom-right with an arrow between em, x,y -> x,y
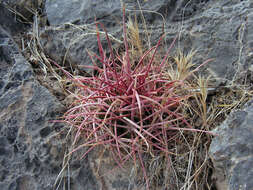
45,0 -> 171,26
45,0 -> 121,25
1,0 -> 43,22
39,25 -> 119,74
45,0 -> 211,26
42,0 -> 253,81
209,100 -> 253,190
0,27 -> 98,190
0,3 -> 28,36
163,0 -> 252,81
42,0 -> 212,74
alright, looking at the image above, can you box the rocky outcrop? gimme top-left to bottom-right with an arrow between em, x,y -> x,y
209,100 -> 253,190
42,0 -> 253,81
45,0 -> 210,26
0,27 -> 98,190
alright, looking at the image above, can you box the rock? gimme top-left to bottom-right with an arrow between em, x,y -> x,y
0,3 -> 28,35
163,0 -> 252,81
43,0 -> 171,73
39,27 -> 98,74
42,0 -> 253,81
39,25 -> 122,74
45,0 -> 172,26
45,0 -> 121,26
1,0 -> 43,22
209,100 -> 253,190
0,27 -> 98,190
45,0 -> 211,26
42,0 -> 211,73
